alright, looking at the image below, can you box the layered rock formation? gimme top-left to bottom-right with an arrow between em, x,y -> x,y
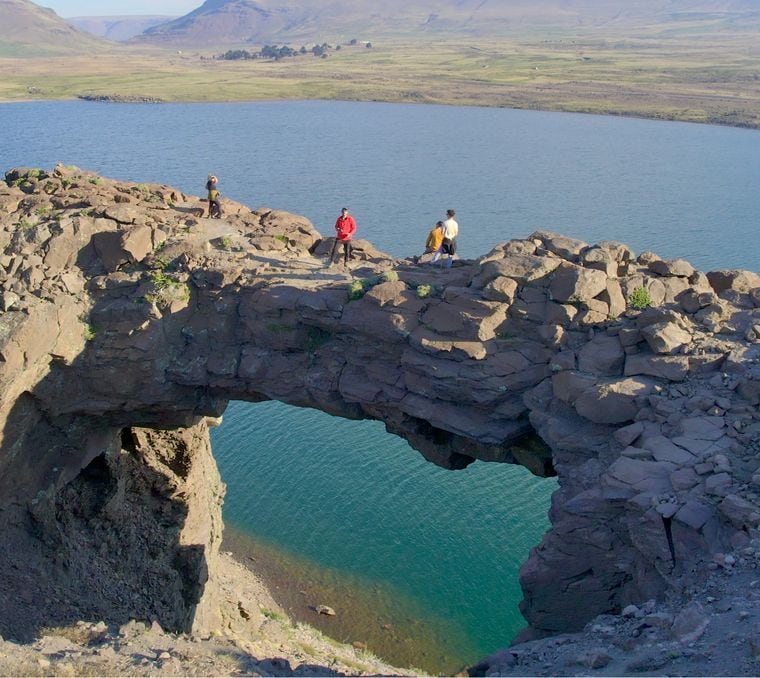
1,165 -> 758,659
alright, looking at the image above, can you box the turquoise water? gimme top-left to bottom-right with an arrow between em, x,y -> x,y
3,99 -> 759,669
211,401 -> 554,669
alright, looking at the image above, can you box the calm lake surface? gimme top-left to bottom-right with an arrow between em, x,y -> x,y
3,100 -> 759,672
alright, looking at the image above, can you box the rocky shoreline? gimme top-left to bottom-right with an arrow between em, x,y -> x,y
77,94 -> 165,104
1,164 -> 759,675
0,552 -> 411,677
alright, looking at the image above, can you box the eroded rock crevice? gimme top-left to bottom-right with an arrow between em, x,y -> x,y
1,165 -> 759,651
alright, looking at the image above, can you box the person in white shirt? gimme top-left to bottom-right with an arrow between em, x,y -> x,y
441,209 -> 459,267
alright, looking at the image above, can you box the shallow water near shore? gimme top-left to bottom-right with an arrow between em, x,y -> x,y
213,401 -> 555,673
223,527 -> 471,674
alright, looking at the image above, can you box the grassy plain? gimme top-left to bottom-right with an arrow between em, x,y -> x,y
1,32 -> 759,128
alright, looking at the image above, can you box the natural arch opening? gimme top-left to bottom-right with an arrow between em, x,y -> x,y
210,399 -> 558,674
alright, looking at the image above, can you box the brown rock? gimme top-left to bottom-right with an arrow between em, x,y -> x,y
707,269 -> 760,294
577,335 -> 624,376
599,279 -> 627,318
531,230 -> 588,260
121,225 -> 154,263
641,321 -> 692,355
674,500 -> 714,529
580,247 -> 618,277
648,258 -> 695,278
575,377 -> 654,424
671,602 -> 709,643
472,254 -> 561,288
719,494 -> 757,529
624,353 -> 689,382
482,276 -> 518,302
550,263 -> 608,303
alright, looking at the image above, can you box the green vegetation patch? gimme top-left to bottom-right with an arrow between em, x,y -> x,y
346,270 -> 399,300
144,269 -> 190,308
415,282 -> 442,299
628,285 -> 653,310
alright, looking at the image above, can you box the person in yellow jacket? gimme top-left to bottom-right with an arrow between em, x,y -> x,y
413,221 -> 444,264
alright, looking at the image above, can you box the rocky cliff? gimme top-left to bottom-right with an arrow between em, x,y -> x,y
1,165 -> 759,670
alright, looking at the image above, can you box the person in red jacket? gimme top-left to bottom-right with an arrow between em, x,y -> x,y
328,207 -> 357,267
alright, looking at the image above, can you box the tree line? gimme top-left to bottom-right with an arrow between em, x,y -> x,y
219,40 -> 372,62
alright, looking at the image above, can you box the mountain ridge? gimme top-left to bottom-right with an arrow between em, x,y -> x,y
67,15 -> 174,42
0,0 -> 110,54
133,0 -> 760,46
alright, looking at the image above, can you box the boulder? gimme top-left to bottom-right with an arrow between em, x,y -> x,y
671,602 -> 709,644
641,321 -> 692,355
103,204 -> 142,224
707,269 -> 760,295
530,230 -> 588,260
472,255 -> 561,288
624,353 -> 689,381
737,377 -> 760,404
482,276 -> 518,302
577,335 -> 624,376
678,289 -> 717,314
550,263 -> 608,304
648,258 -> 695,278
121,225 -> 154,263
598,280 -> 627,318
598,240 -> 635,263
552,371 -> 598,404
613,421 -> 645,447
575,377 -> 654,424
660,276 -> 692,303
482,240 -> 537,261
605,457 -> 674,493
670,467 -> 699,491
674,500 -> 714,529
641,436 -> 696,465
422,289 -> 508,341
680,416 -> 725,441
92,231 -> 129,272
580,247 -> 618,277
545,301 -> 578,326
705,473 -> 732,496
719,494 -> 757,530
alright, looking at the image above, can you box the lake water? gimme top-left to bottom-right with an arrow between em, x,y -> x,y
3,100 -> 759,672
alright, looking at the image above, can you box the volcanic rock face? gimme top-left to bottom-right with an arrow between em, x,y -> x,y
1,165 -> 759,645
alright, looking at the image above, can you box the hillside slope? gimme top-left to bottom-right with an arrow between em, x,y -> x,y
0,0 -> 108,56
68,15 -> 174,42
133,0 -> 760,46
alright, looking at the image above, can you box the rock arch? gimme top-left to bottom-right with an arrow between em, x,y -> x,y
1,166 -> 759,647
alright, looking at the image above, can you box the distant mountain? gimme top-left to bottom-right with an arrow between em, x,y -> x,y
0,0 -> 108,55
67,15 -> 175,42
133,0 -> 760,47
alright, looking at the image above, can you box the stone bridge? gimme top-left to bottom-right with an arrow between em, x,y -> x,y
1,165 -> 759,650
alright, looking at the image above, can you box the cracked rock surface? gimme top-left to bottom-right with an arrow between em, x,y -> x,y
1,165 -> 759,675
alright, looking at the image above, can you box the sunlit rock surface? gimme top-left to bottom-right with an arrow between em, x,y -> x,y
1,165 -> 758,660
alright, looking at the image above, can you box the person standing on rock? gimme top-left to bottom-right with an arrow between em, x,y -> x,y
328,207 -> 357,267
413,221 -> 444,265
206,174 -> 223,219
441,209 -> 459,267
